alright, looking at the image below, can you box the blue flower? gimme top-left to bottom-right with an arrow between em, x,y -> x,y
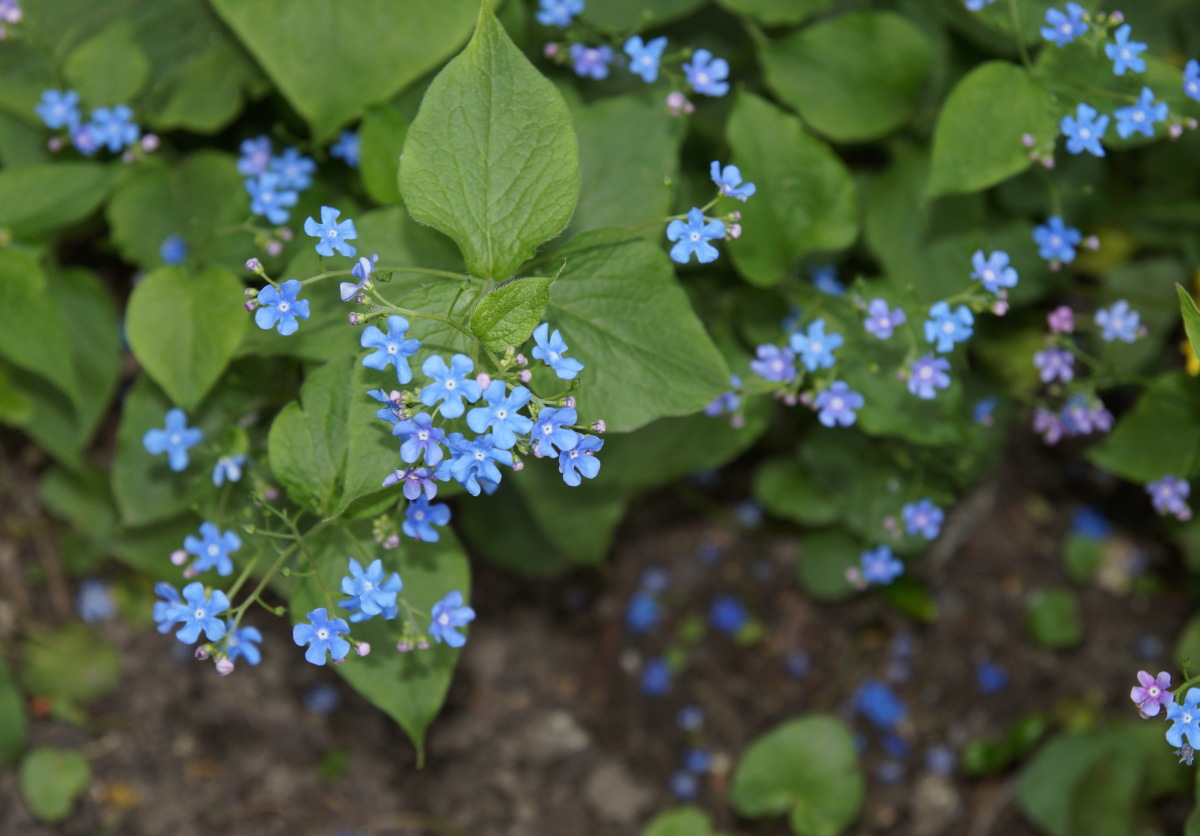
558,433 -> 603,486
908,356 -> 951,399
166,581 -> 229,644
531,322 -> 585,380
811,264 -> 845,296
902,499 -> 944,540
330,130 -> 360,167
35,89 -> 80,130
70,125 -> 99,156
303,206 -> 358,258
973,396 -> 998,425
1071,506 -> 1112,540
790,318 -> 843,372
677,705 -> 704,730
709,595 -> 748,634
855,680 -> 907,728
467,381 -> 534,450
160,235 -> 187,266
535,0 -> 583,27
383,466 -> 438,501
1167,688 -> 1200,749
532,406 -> 579,456
640,657 -> 672,695
864,299 -> 906,339
1114,87 -> 1167,139
303,682 -> 341,715
970,250 -> 1018,294
1034,347 -> 1074,383
428,591 -> 475,648
255,279 -> 310,336
750,344 -> 796,382
152,582 -> 182,633
975,661 -> 1008,695
245,172 -> 298,225
669,771 -> 699,800
1061,103 -> 1109,157
77,579 -> 116,624
393,412 -> 448,466
684,748 -> 713,774
419,354 -> 483,419
624,35 -> 667,83
269,147 -> 316,191
626,593 -> 662,633
1032,215 -> 1082,263
704,375 -> 741,417
361,315 -> 421,383
212,454 -> 246,487
340,558 -> 402,619
814,381 -> 863,428
238,135 -> 272,176
1041,2 -> 1088,46
184,522 -> 242,577
225,625 -> 263,665
341,253 -> 377,302
448,433 -> 513,496
369,389 -> 404,425
143,408 -> 203,472
293,608 -> 351,665
85,105 -> 140,152
1094,299 -> 1140,342
710,161 -> 756,201
864,546 -> 902,587
1186,60 -> 1200,103
402,496 -> 452,542
965,0 -> 997,9
1105,25 -> 1147,76
570,44 -> 614,79
924,301 -> 974,353
787,650 -> 811,679
666,207 -> 725,264
683,49 -> 730,97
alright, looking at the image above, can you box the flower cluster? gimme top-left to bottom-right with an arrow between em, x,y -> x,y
1128,670 -> 1200,765
35,89 -> 150,159
665,161 -> 752,266
238,135 -> 317,229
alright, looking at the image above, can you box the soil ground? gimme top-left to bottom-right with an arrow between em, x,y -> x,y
0,432 -> 1194,836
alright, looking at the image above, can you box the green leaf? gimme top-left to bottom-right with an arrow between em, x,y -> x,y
511,465 -> 628,566
716,0 -> 829,25
0,163 -> 115,237
358,105 -> 407,205
0,365 -> 32,428
49,268 -> 122,447
399,2 -> 579,280
754,458 -> 841,528
726,93 -> 858,287
106,152 -> 254,272
291,520 -> 470,761
546,231 -> 729,432
470,276 -> 555,351
1089,372 -> 1200,482
1024,588 -> 1083,650
926,62 -> 1057,199
1174,613 -> 1200,673
211,0 -> 479,140
0,658 -> 26,767
580,0 -> 705,30
642,806 -> 718,836
1178,284 -> 1200,362
796,528 -> 862,602
0,250 -> 76,406
267,357 -> 396,518
760,12 -> 934,143
126,266 -> 247,411
63,20 -> 150,106
22,622 -> 121,711
19,748 -> 91,823
732,715 -> 864,836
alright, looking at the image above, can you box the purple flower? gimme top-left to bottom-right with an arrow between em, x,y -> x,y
790,318 -> 843,372
814,381 -> 863,427
1034,407 -> 1063,445
1147,476 -> 1191,521
1061,103 -> 1109,157
184,522 -> 242,577
143,408 -> 203,472
532,406 -> 579,456
682,49 -> 729,97
293,608 -> 351,665
419,354 -> 483,419
970,250 -> 1018,294
1033,216 -> 1082,264
428,591 -> 475,648
383,466 -> 438,501
303,206 -> 358,258
924,301 -> 974,353
1131,670 -> 1173,718
861,546 -> 903,585
558,434 -> 603,486
238,135 -> 272,176
1033,347 -> 1074,383
1041,2 -> 1088,47
749,344 -> 796,382
255,279 -> 310,336
77,579 -> 115,624
1167,688 -> 1200,749
361,315 -> 421,383
1094,300 -> 1140,343
902,499 -> 943,540
570,44 -> 613,79
393,412 -> 447,466
863,299 -> 906,339
531,323 -> 585,380
403,496 -> 452,542
1048,305 -> 1075,333
1105,25 -> 1148,76
908,356 -> 951,399
710,161 -> 756,201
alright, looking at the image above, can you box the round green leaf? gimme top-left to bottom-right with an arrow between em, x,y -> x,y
732,715 -> 864,836
18,747 -> 91,823
761,11 -> 934,142
63,20 -> 150,106
642,806 -> 717,836
1024,588 -> 1084,650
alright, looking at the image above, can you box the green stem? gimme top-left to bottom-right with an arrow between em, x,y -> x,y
1007,0 -> 1033,70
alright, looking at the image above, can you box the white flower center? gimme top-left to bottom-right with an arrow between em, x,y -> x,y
317,628 -> 329,640
169,433 -> 181,445
329,229 -> 338,238
690,232 -> 700,242
496,409 -> 507,419
445,379 -> 456,390
278,301 -> 290,313
830,397 -> 844,411
696,71 -> 710,85
919,367 -> 932,380
194,608 -> 206,619
1079,128 -> 1091,139
207,545 -> 220,556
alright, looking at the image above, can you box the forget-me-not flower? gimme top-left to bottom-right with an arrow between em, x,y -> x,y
924,302 -> 974,353
971,250 -> 1018,294
184,522 -> 242,577
445,433 -> 512,496
383,466 -> 438,501
749,344 -> 796,382
570,44 -> 613,79
467,381 -> 534,450
160,235 -> 187,266
683,49 -> 730,96
559,434 -> 602,486
246,172 -> 298,225
710,161 -> 756,201
341,254 -> 377,302
304,206 -> 358,257
293,608 -> 351,665
1131,670 -> 1174,718
535,0 -> 583,27
1033,215 -> 1082,263
255,279 -> 310,336
1186,60 -> 1200,103
393,412 -> 448,466
340,558 -> 402,619
212,454 -> 246,487
1147,475 -> 1191,520
143,408 -> 203,472
1034,347 -> 1074,383
403,496 -> 452,542
902,499 -> 944,539
860,547 -> 904,586
864,299 -> 906,339
269,147 -> 316,191
814,381 -> 863,427
790,318 -> 843,372
531,322 -> 585,380
1168,688 -> 1200,749
330,130 -> 360,167
35,89 -> 80,130
532,406 -> 579,456
1094,299 -> 1140,342
167,582 -> 229,644
666,207 -> 725,264
361,315 -> 421,383
1105,25 -> 1147,76
625,36 -> 667,83
428,591 -> 475,648
419,354 -> 482,418
1061,103 -> 1109,156
1114,87 -> 1167,139
238,135 -> 272,176
86,105 -> 140,152
1041,2 -> 1088,46
908,356 -> 951,399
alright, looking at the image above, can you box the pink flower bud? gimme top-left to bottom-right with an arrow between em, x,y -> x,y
511,459 -> 525,472
278,227 -> 293,241
532,442 -> 545,459
243,300 -> 257,313
332,656 -> 345,665
515,353 -> 528,366
349,313 -> 362,325
264,487 -> 279,501
1170,124 -> 1185,140
726,223 -> 742,240
1047,305 -> 1074,334
519,369 -> 532,383
543,42 -> 559,59
799,391 -> 814,407
1083,235 -> 1100,251
243,287 -> 258,298
592,420 -> 606,433
992,301 -> 1009,316
194,647 -> 209,661
730,413 -> 745,429
417,639 -> 430,650
215,658 -> 234,676
1041,156 -> 1056,170
397,641 -> 411,652
266,240 -> 283,257
121,150 -> 136,164
1021,133 -> 1036,148
1110,10 -> 1124,24
389,390 -> 403,404
564,396 -> 576,408
182,567 -> 197,579
245,258 -> 262,273
47,136 -> 63,152
476,373 -> 492,388
781,393 -> 797,407
170,549 -> 188,566
141,134 -> 160,152
383,534 -> 400,550
355,642 -> 371,658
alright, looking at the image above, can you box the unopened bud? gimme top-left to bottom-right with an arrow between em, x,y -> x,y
476,373 -> 492,388
47,136 -> 63,152
278,227 -> 293,241
992,301 -> 1009,316
383,534 -> 400,550
349,312 -> 362,325
532,442 -> 545,459
243,287 -> 258,298
266,240 -> 283,257
264,487 -> 279,501
170,549 -> 188,566
245,257 -> 263,273
511,458 -> 525,472
1049,260 -> 1062,272
1109,10 -> 1124,24
141,134 -> 159,152
799,392 -> 814,407
194,647 -> 210,661
729,413 -> 746,429
730,211 -> 742,223
1041,156 -> 1056,170
333,656 -> 346,665
1021,133 -> 1036,148
563,396 -> 576,408
417,639 -> 430,650
592,419 -> 606,433
389,390 -> 403,404
355,642 -> 371,658
519,369 -> 532,383
727,223 -> 742,240
782,393 -> 797,407
515,353 -> 528,366
1170,123 -> 1185,140
1187,119 -> 1198,130
1083,235 -> 1100,251
182,567 -> 198,579
215,658 -> 234,676
121,150 -> 136,164
397,641 -> 411,652
243,300 -> 257,313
